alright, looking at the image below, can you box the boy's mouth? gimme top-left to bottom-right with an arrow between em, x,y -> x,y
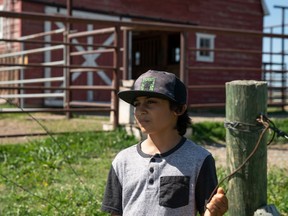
137,119 -> 149,125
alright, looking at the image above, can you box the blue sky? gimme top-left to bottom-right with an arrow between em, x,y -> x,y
264,0 -> 288,31
262,0 -> 287,66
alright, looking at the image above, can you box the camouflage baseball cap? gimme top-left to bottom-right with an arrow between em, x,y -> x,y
118,70 -> 187,105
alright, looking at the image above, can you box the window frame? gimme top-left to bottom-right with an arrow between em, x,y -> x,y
0,5 -> 3,39
196,33 -> 216,62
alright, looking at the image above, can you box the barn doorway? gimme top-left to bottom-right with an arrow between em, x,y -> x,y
131,31 -> 181,79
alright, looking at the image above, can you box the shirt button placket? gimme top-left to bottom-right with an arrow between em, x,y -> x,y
148,156 -> 157,187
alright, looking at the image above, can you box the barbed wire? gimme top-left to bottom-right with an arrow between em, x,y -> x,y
206,113 -> 288,207
1,99 -> 287,213
261,114 -> 288,141
224,120 -> 264,133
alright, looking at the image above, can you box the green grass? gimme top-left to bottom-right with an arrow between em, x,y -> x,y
0,129 -> 137,216
215,166 -> 288,216
268,168 -> 288,214
0,121 -> 287,215
191,121 -> 226,145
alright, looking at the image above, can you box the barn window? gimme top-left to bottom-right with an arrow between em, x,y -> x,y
174,47 -> 180,62
135,51 -> 141,66
0,5 -> 3,39
196,33 -> 216,62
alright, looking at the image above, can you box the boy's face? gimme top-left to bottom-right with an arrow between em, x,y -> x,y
133,96 -> 178,135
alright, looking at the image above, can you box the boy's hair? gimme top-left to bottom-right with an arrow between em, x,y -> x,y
169,101 -> 191,136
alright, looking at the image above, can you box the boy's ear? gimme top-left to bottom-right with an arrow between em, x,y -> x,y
174,104 -> 187,116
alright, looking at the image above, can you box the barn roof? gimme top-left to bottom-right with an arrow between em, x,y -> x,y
261,0 -> 270,16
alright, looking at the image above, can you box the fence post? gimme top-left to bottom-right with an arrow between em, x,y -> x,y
225,80 -> 268,216
64,0 -> 72,119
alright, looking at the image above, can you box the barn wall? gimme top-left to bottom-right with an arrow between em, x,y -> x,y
0,0 -> 22,52
65,0 -> 264,105
185,0 -> 264,105
19,2 -> 123,106
7,0 -> 265,107
20,2 -> 45,106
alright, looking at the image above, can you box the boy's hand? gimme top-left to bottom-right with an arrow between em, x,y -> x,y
204,187 -> 228,216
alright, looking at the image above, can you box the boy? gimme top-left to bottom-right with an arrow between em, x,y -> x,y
102,70 -> 228,216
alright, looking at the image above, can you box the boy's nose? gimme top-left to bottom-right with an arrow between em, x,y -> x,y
135,105 -> 146,116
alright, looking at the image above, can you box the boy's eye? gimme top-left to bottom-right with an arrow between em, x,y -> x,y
132,97 -> 159,107
133,101 -> 140,107
146,99 -> 156,104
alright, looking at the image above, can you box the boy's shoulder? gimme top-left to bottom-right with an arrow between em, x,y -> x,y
113,143 -> 139,161
182,138 -> 212,156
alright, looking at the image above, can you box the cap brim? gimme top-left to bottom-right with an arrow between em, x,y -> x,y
118,90 -> 174,105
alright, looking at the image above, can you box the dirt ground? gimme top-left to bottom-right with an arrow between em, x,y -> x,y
205,144 -> 288,170
0,113 -> 109,144
1,112 -> 287,170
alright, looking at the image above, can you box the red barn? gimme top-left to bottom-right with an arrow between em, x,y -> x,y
0,0 -> 269,111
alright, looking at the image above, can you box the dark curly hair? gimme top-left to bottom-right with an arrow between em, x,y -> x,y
169,101 -> 191,136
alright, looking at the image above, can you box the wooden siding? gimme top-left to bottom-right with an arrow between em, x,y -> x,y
1,0 -> 265,107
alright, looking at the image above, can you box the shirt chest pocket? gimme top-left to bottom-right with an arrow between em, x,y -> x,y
159,176 -> 190,208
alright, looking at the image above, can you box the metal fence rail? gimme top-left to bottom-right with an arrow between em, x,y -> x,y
0,11 -> 122,128
0,7 -> 287,134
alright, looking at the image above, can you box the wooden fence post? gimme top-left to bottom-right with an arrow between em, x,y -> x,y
225,80 -> 268,216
